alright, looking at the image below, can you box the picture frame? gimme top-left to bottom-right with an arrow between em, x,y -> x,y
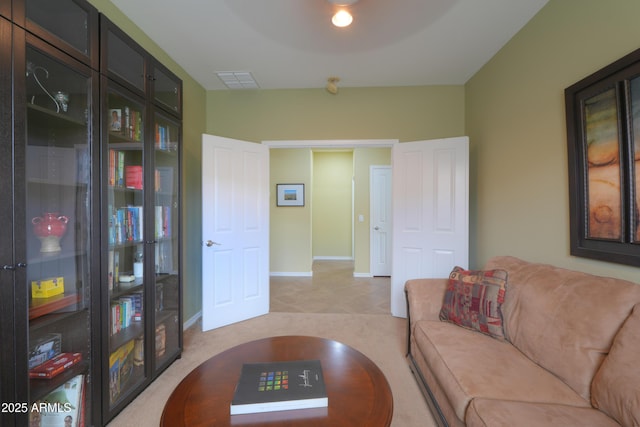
565,47 -> 640,266
276,184 -> 305,207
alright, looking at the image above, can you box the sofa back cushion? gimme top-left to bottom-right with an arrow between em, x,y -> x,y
484,256 -> 640,401
591,303 -> 640,427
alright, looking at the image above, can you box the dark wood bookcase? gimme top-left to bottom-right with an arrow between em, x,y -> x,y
0,2 -> 182,426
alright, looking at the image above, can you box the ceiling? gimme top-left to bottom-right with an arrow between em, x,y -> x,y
109,0 -> 549,91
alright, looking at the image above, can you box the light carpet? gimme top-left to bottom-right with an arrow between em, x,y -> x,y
107,312 -> 436,426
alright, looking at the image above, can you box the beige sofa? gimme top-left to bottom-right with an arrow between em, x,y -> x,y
405,256 -> 640,427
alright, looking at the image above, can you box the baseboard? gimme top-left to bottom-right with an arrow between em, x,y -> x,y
353,272 -> 373,278
312,256 -> 353,261
270,271 -> 313,277
183,311 -> 202,330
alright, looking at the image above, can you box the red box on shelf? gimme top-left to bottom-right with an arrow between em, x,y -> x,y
29,352 -> 83,379
125,166 -> 143,189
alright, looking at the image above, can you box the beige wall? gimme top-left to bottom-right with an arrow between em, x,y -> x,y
88,0 -> 207,322
466,0 -> 640,282
312,151 -> 353,259
270,149 -> 313,274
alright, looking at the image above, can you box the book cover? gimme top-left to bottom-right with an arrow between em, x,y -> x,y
230,359 -> 328,415
29,352 -> 82,379
31,374 -> 84,427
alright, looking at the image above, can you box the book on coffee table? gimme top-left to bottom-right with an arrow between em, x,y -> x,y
230,359 -> 328,415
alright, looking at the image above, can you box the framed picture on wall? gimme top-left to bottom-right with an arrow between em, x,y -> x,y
565,46 -> 640,266
277,184 -> 305,207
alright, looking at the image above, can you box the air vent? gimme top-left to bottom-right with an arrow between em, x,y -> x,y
216,71 -> 259,89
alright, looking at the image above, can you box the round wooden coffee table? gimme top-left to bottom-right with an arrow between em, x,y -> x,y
161,335 -> 393,426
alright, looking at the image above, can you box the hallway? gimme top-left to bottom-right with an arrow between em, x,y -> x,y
270,260 -> 391,314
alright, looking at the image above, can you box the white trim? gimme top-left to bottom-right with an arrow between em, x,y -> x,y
262,139 -> 398,149
183,311 -> 202,330
353,272 -> 373,278
313,256 -> 353,261
270,271 -> 313,277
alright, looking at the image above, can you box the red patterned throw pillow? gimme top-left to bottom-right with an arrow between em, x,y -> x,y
439,266 -> 508,339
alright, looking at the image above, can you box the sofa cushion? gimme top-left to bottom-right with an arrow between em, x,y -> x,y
466,398 -> 620,427
439,266 -> 508,339
484,256 -> 640,401
591,303 -> 640,427
413,319 -> 588,421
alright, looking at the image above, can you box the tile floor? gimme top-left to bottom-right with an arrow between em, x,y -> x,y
269,260 -> 391,314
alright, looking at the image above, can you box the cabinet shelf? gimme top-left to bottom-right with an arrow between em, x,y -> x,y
27,178 -> 88,188
29,292 -> 82,320
109,321 -> 143,350
110,280 -> 144,299
109,132 -> 143,145
29,361 -> 90,402
27,249 -> 87,266
27,103 -> 86,129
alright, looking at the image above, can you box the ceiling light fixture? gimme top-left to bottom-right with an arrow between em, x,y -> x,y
328,0 -> 359,28
332,10 -> 353,27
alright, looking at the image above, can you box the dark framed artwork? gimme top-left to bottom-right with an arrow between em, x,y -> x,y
565,47 -> 640,266
276,184 -> 305,207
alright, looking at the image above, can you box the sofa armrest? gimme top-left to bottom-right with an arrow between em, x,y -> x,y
405,278 -> 448,322
404,278 -> 448,356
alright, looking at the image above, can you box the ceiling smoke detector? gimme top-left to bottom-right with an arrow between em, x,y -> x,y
327,0 -> 359,28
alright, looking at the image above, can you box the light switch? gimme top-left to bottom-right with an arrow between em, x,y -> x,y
358,214 -> 364,222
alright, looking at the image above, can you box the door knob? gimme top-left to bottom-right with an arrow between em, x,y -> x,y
374,226 -> 380,230
205,240 -> 221,247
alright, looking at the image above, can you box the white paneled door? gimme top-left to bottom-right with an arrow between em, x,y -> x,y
391,137 -> 469,317
201,134 -> 269,331
371,165 -> 392,276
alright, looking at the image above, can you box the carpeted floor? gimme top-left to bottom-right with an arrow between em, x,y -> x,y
107,261 -> 437,426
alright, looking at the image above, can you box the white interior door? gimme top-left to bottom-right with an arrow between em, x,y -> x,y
201,134 -> 269,331
391,137 -> 469,317
370,166 -> 392,276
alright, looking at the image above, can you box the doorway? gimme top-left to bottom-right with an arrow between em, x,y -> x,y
312,150 -> 354,261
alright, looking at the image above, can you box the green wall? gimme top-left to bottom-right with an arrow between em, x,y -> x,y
312,151 -> 353,259
466,0 -> 640,282
87,0 -> 207,323
206,86 -> 465,142
270,149 -> 313,274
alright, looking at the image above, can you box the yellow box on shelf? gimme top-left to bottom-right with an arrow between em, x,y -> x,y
31,276 -> 65,298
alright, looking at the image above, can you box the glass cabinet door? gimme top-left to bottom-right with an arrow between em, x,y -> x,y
152,64 -> 181,116
152,111 -> 181,371
23,39 -> 93,426
102,16 -> 146,95
104,83 -> 147,410
23,0 -> 98,68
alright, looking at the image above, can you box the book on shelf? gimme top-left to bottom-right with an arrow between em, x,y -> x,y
230,359 -> 328,415
30,374 -> 85,427
109,340 -> 135,404
110,292 -> 143,336
111,206 -> 143,244
29,352 -> 82,379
